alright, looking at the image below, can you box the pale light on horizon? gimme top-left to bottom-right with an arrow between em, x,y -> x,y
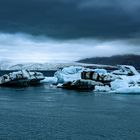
0,32 -> 139,63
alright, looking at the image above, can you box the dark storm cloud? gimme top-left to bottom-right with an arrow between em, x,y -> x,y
0,0 -> 140,39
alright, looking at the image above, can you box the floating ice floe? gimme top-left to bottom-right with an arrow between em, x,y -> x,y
0,70 -> 45,87
54,65 -> 140,93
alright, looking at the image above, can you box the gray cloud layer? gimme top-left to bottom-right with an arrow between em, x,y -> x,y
0,33 -> 139,62
0,0 -> 140,39
0,0 -> 140,62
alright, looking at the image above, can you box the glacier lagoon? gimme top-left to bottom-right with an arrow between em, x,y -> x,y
0,68 -> 140,140
0,84 -> 140,140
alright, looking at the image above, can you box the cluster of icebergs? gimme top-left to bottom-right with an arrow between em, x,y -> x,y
43,65 -> 140,93
1,65 -> 140,93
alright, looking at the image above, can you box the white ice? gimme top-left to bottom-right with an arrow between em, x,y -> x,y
41,65 -> 140,94
41,77 -> 57,84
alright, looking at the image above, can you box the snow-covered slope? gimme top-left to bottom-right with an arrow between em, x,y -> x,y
0,61 -> 116,70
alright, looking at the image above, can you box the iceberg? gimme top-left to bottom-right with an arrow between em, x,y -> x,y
0,70 -> 45,87
112,65 -> 139,76
110,74 -> 140,93
54,66 -> 108,84
54,66 -> 84,83
54,65 -> 140,93
111,79 -> 129,90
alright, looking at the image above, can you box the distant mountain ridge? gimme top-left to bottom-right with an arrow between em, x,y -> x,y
0,62 -> 115,70
0,62 -> 76,70
0,54 -> 139,70
78,54 -> 140,69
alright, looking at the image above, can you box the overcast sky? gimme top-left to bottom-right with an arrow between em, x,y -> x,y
0,0 -> 140,62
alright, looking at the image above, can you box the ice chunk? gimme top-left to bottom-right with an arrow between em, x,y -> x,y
110,76 -> 140,93
54,66 -> 84,83
41,77 -> 57,84
57,83 -> 63,88
61,66 -> 83,75
94,85 -> 111,92
111,79 -> 129,90
112,65 -> 139,76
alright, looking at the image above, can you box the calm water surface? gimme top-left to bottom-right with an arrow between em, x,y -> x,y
0,84 -> 140,140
